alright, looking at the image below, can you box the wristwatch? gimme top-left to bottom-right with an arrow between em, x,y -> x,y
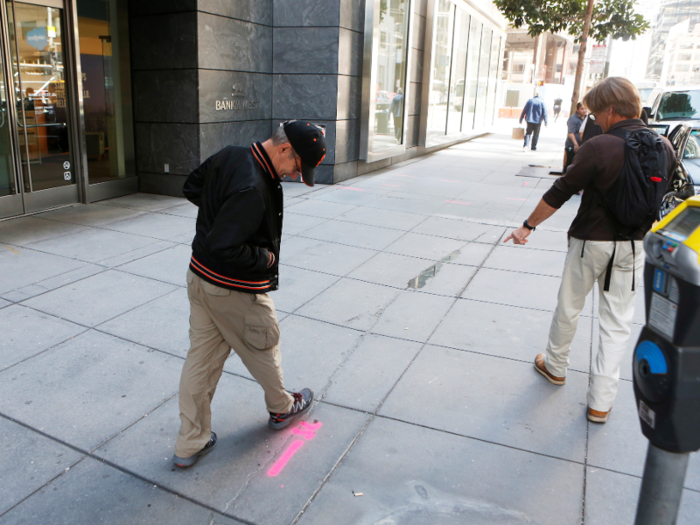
523,219 -> 536,231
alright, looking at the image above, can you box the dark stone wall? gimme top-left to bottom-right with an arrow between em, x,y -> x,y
129,1 -> 199,195
127,0 -> 399,194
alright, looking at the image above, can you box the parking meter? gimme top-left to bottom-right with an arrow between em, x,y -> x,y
633,196 -> 700,525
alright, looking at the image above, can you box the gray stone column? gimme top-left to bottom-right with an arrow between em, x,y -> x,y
272,0 -> 364,184
129,0 -> 200,195
129,0 -> 365,193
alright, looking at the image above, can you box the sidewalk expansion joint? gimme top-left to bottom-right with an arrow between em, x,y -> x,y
0,411 -> 256,525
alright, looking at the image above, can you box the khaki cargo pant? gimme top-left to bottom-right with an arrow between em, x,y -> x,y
544,238 -> 643,412
174,269 -> 294,458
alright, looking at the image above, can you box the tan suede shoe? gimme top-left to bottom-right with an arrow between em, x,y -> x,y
534,354 -> 566,385
587,407 -> 611,424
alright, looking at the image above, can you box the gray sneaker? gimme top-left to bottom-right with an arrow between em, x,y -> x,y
268,389 -> 314,430
173,431 -> 217,468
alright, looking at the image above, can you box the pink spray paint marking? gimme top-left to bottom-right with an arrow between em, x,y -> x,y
339,186 -> 365,192
292,421 -> 322,439
268,422 -> 323,477
445,200 -> 471,205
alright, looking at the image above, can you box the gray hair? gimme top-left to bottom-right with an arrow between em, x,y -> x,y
270,125 -> 290,146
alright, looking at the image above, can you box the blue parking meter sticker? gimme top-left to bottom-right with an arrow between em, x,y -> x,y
653,269 -> 666,293
636,341 -> 668,374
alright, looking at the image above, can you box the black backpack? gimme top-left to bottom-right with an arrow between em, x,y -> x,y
599,127 -> 669,291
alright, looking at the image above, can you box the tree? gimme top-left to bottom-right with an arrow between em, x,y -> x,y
494,0 -> 650,115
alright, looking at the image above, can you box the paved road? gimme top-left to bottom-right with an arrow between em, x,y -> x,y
1,129 -> 698,524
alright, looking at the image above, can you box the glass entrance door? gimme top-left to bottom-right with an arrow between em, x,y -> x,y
0,0 -> 78,219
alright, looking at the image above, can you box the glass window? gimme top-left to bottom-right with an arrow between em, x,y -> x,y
369,0 -> 410,153
462,17 -> 481,132
657,90 -> 700,120
473,27 -> 492,130
484,35 -> 501,128
8,2 -> 73,192
682,130 -> 700,183
427,0 -> 455,141
78,0 -> 133,183
0,34 -> 14,198
446,10 -> 469,135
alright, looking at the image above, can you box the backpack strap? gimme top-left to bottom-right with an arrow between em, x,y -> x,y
602,240 -> 637,293
603,241 -> 616,292
631,239 -> 636,292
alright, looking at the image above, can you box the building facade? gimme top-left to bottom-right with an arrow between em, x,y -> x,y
659,19 -> 700,86
0,0 -> 506,220
646,0 -> 700,81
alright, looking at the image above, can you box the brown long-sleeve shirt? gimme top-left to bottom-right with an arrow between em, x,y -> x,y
542,119 -> 677,241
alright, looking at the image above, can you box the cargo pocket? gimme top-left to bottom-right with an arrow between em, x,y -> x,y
244,315 -> 280,351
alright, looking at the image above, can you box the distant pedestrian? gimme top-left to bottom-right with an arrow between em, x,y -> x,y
563,102 -> 587,173
390,88 -> 404,140
519,92 -> 548,151
553,98 -> 563,122
504,78 -> 676,424
173,121 -> 326,468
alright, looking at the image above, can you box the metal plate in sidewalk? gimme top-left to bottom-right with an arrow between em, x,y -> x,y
516,165 -> 562,178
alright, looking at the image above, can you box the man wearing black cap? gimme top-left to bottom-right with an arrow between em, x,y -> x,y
172,120 -> 326,468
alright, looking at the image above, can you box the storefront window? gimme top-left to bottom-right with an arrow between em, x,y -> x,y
8,3 -> 73,192
367,0 -> 410,154
427,0 -> 454,141
473,27 -> 492,130
0,45 -> 14,198
462,17 -> 481,132
446,10 -> 469,135
484,36 -> 501,128
77,0 -> 133,184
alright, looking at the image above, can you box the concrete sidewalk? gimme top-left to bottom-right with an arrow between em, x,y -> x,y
1,128 -> 698,525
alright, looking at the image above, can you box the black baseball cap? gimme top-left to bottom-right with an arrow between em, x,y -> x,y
283,120 -> 326,187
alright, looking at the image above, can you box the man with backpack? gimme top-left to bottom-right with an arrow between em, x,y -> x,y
504,78 -> 676,424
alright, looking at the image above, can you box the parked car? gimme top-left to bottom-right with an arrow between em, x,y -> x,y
645,86 -> 700,139
659,122 -> 700,220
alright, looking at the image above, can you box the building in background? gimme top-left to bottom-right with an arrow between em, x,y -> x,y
659,19 -> 700,85
500,29 -> 578,118
646,0 -> 700,81
0,0 -> 507,220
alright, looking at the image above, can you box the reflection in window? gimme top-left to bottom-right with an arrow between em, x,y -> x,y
78,0 -> 131,183
370,0 -> 409,152
462,17 -> 481,132
473,28 -> 492,130
446,10 -> 469,135
683,130 -> 700,183
8,2 -> 72,192
657,90 -> 700,120
427,0 -> 455,140
0,35 -> 14,197
484,35 -> 501,128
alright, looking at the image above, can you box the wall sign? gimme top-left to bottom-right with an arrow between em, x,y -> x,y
215,84 -> 258,111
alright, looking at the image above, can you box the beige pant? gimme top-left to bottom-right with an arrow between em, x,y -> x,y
175,269 -> 293,458
544,238 -> 643,412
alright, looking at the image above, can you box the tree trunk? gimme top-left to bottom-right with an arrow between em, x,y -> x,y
571,0 -> 596,116
532,34 -> 540,85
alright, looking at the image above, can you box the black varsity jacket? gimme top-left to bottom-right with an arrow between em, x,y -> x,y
183,142 -> 283,293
